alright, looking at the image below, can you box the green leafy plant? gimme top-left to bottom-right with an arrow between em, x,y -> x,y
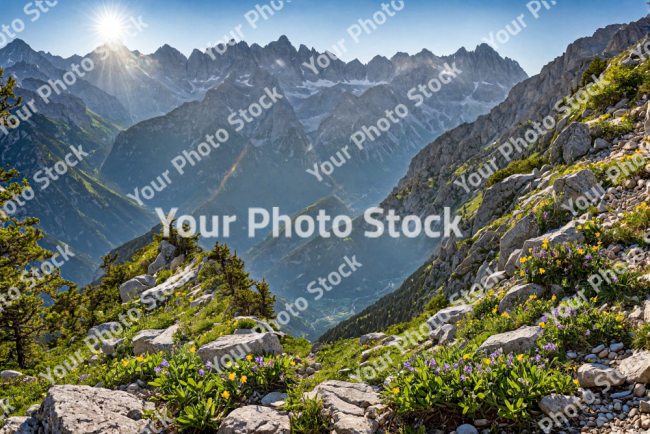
384,346 -> 575,423
486,155 -> 549,188
284,389 -> 330,434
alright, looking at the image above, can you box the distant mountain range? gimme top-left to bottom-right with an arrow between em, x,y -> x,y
0,35 -> 526,333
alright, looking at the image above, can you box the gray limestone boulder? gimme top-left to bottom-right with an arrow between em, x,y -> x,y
101,338 -> 125,356
552,169 -> 604,210
472,173 -> 536,233
198,333 -> 283,365
477,326 -> 542,355
0,370 -> 23,380
618,351 -> 650,383
550,122 -> 591,165
426,305 -> 473,331
39,385 -> 154,434
216,406 -> 290,434
497,216 -> 539,272
132,324 -> 180,356
577,363 -> 625,388
119,275 -> 156,303
147,240 -> 177,275
359,333 -> 388,345
518,221 -> 585,261
539,394 -> 582,416
498,284 -> 546,313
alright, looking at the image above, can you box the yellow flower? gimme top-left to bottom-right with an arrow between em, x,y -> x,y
190,347 -> 196,353
392,388 -> 400,394
246,355 -> 253,361
501,312 -> 510,318
543,238 -> 549,244
136,356 -> 144,363
577,249 -> 584,255
539,322 -> 546,328
517,354 -> 524,361
290,361 -> 296,366
539,269 -> 546,274
483,358 -> 491,365
520,257 -> 528,263
222,391 -> 230,399
596,232 -> 600,237
228,373 -> 236,381
529,295 -> 537,299
226,362 -> 232,367
552,295 -> 556,301
122,360 -> 129,367
573,379 -> 579,386
492,307 -> 498,314
463,354 -> 471,360
241,376 -> 247,384
577,225 -> 582,229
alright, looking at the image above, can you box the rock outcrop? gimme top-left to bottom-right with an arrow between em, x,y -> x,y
550,122 -> 592,165
304,381 -> 382,434
132,324 -> 180,356
39,385 -> 155,434
198,333 -> 283,365
119,275 -> 156,303
216,406 -> 290,434
147,240 -> 177,275
477,326 -> 542,355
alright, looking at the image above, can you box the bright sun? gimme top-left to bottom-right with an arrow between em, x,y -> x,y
98,15 -> 123,40
93,6 -> 128,42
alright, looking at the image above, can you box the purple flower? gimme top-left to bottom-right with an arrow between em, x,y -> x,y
464,365 -> 473,374
544,211 -> 548,220
585,255 -> 593,260
460,375 -> 466,382
206,360 -> 212,367
443,363 -> 451,371
255,356 -> 263,365
160,360 -> 169,367
541,316 -> 548,323
199,369 -> 205,376
542,343 -> 557,351
252,365 -> 258,373
404,362 -> 417,372
584,330 -> 591,336
154,367 -> 162,374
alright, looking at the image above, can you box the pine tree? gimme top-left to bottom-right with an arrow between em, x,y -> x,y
79,252 -> 125,328
255,278 -> 276,319
206,242 -> 276,319
0,70 -> 80,367
154,217 -> 200,258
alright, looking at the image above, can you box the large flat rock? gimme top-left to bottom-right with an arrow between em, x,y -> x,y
304,381 -> 381,434
197,333 -> 283,365
132,324 -> 180,356
216,405 -> 290,434
619,351 -> 650,383
577,363 -> 625,388
477,326 -> 542,355
426,305 -> 473,331
119,275 -> 155,303
39,385 -> 154,434
139,263 -> 198,310
498,283 -> 546,313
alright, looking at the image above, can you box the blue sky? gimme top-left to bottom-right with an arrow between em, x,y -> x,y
4,0 -> 648,75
